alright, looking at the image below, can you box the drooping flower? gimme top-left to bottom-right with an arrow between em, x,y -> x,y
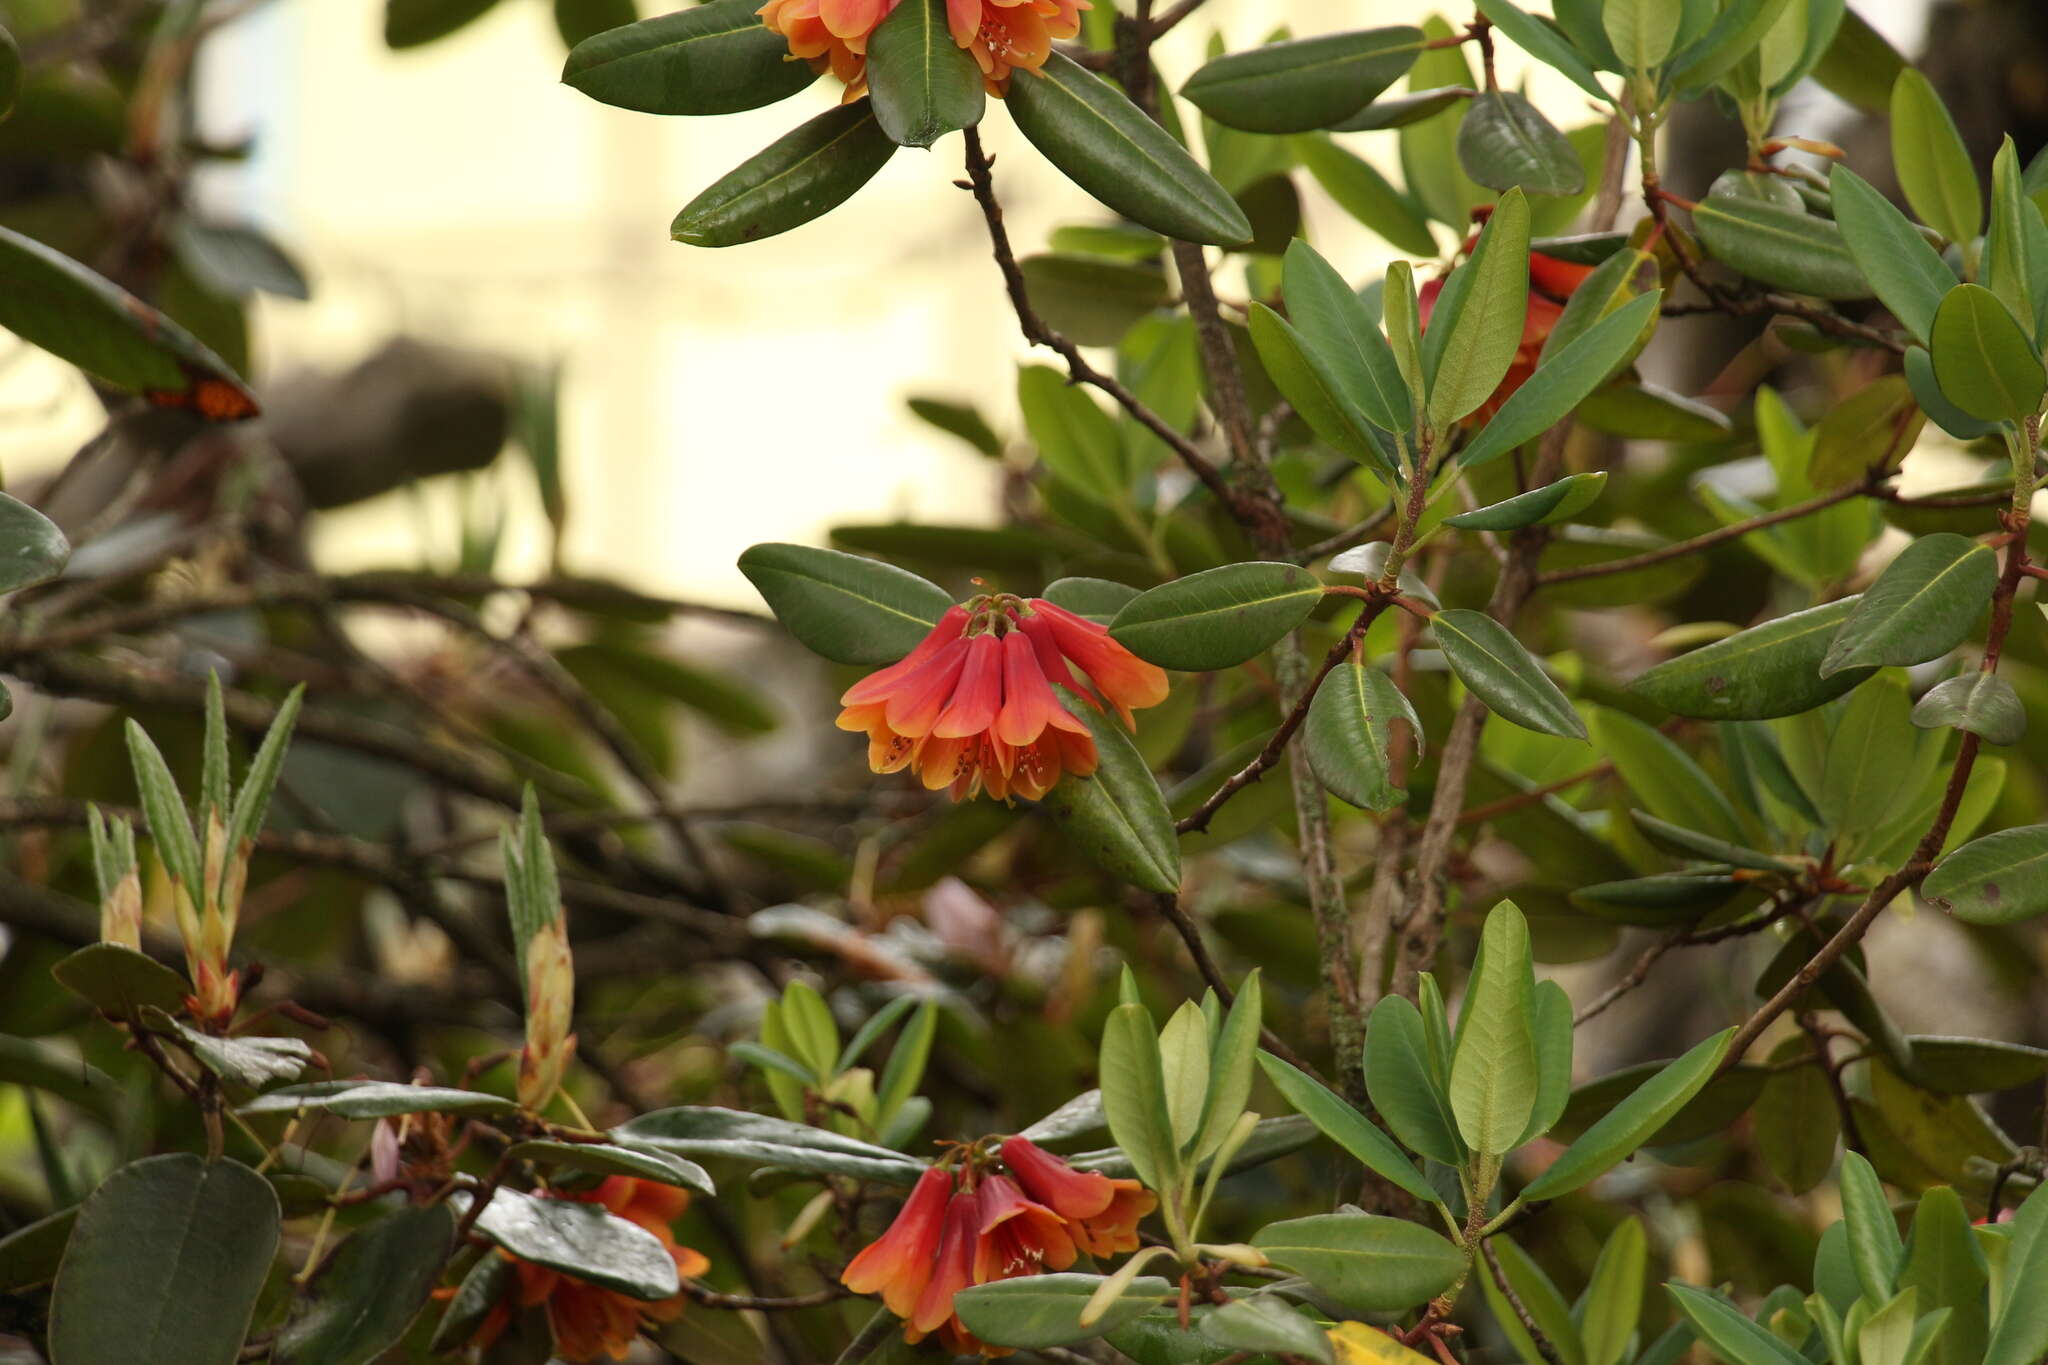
758,0 -> 1090,99
973,1173 -> 1078,1282
1419,236 -> 1596,424
836,594 -> 1167,803
470,1177 -> 708,1363
840,1166 -> 951,1318
1001,1137 -> 1154,1257
908,1187 -> 991,1354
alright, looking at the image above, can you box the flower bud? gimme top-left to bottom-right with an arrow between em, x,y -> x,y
517,917 -> 576,1112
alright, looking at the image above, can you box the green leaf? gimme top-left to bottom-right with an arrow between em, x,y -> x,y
1181,27 -> 1424,134
1899,1186 -> 1989,1365
1304,658 -> 1420,813
1401,16 -> 1490,227
1985,138 -> 2048,339
505,1140 -> 714,1194
1294,134 -> 1439,256
1928,284 -> 2045,423
1483,1237 -> 1586,1365
0,225 -> 255,408
563,0 -> 813,113
274,1204 -> 454,1365
1904,344 -> 1998,440
1041,693 -> 1181,892
1156,1001 -> 1210,1150
1809,375 -> 1926,490
1283,239 -> 1413,435
124,720 -> 203,895
1603,0 -> 1682,71
553,0 -> 636,49
1667,1284 -> 1812,1365
1570,872 -> 1743,922
1692,195 -> 1872,300
1671,0 -> 1800,94
1810,8 -> 1904,113
1446,472 -> 1606,530
1457,91 -> 1585,196
1830,165 -> 1956,344
1433,609 -> 1588,740
1472,0 -> 1608,99
0,26 -> 17,123
1982,1180 -> 2048,1365
1754,1038 -> 1839,1195
1517,978 -> 1575,1146
0,1207 -> 76,1294
1332,86 -> 1470,132
1252,1214 -> 1465,1314
1248,303 -> 1398,475
1629,811 -> 1799,876
241,1081 -> 521,1120
616,1106 -> 926,1182
1824,534 -> 1998,676
466,1187 -> 678,1301
1109,562 -> 1323,671
1457,292 -> 1661,466
1201,1295 -> 1335,1364
1448,900 -> 1539,1153
49,1154 -> 280,1365
50,943 -> 189,1018
867,0 -> 983,148
1192,972 -> 1262,1162
1576,380 -> 1732,441
426,1253 -> 513,1354
1099,1001 -> 1178,1195
1922,825 -> 2048,925
147,1011 -> 312,1090
1891,69 -> 1981,248
1256,1051 -> 1437,1202
172,219 -> 309,301
1631,597 -> 1873,720
1019,362 -> 1129,499
384,0 -> 504,49
737,541 -> 950,666
955,1273 -> 1171,1349
907,395 -> 1002,456
0,492 -> 68,593
1840,1150 -> 1904,1302
1009,52 -> 1250,247
1019,254 -> 1170,347
1593,708 -> 1747,844
1364,995 -> 1464,1165
1042,576 -> 1140,625
227,684 -> 303,865
1522,1028 -> 1735,1199
671,100 -> 896,247
1912,672 -> 2026,746
1425,189 -> 1532,428
1904,1036 -> 2048,1094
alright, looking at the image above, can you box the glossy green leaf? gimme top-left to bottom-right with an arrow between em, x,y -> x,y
1482,1237 -> 1585,1365
560,0 -> 815,114
1400,16 -> 1490,227
1811,8 -> 1905,113
1449,901 -> 1538,1154
1304,658 -> 1420,812
1446,472 -> 1607,529
615,1106 -> 926,1183
1294,133 -> 1439,256
1755,1039 -> 1838,1195
1575,380 -> 1733,441
1900,1186 -> 1989,1365
1629,811 -> 1800,875
908,394 -> 1002,455
1829,165 -> 1956,344
1099,1001 -> 1177,1194
1892,69 -> 1981,248
1538,246 -> 1654,362
274,1204 -> 454,1365
1583,1218 -> 1648,1365
1912,672 -> 2026,746
241,1081 -> 520,1120
505,1140 -> 714,1193
1983,1181 -> 2048,1365
554,0 -> 637,49
1019,362 -> 1128,499
1835,536 -> 1999,677
1019,254 -> 1169,347
1523,1028 -> 1735,1198
1904,1036 -> 2048,1094
1518,978 -> 1575,1146
1985,138 -> 2048,339
49,1154 -> 280,1365
1604,0 -> 1682,71
1631,597 -> 1873,720
1594,708 -> 1747,844
1903,343 -> 1998,440
1283,239 -> 1412,435
1364,995 -> 1463,1165
1667,1284 -> 1811,1365
1922,825 -> 2048,925
954,1273 -> 1171,1349
1672,0 -> 1800,94
737,541 -> 950,666
147,1012 -> 311,1090
1191,972 -> 1261,1161
1809,374 -> 1926,490
1332,86 -> 1469,132
1248,303 -> 1397,474
1570,872 -> 1743,922
1200,1295 -> 1334,1364
0,492 -> 66,593
1457,292 -> 1661,466
1181,27 -> 1424,134
1251,1214 -> 1465,1314
1109,562 -> 1323,671
672,100 -> 895,247
1425,189 -> 1531,427
1042,576 -> 1139,624
1928,284 -> 2045,423
1692,195 -> 1872,300
1840,1150 -> 1904,1301
1040,695 -> 1181,894
426,1253 -> 513,1353
1457,91 -> 1585,196
1256,1051 -> 1437,1202
867,0 -> 982,148
1434,608 -> 1588,739
0,225 -> 255,406
467,1187 -> 678,1300
1009,53 -> 1250,246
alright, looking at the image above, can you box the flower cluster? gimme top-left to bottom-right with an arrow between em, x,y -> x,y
837,594 -> 1167,802
842,1137 -> 1155,1355
758,0 -> 1091,97
1420,236 -> 1596,423
471,1177 -> 709,1363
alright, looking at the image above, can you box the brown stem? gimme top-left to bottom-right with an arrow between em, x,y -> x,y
1797,1011 -> 1866,1153
1152,892 -> 1330,1083
1535,480 -> 1868,586
1481,1240 -> 1567,1365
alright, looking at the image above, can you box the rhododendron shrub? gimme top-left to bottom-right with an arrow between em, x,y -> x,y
5,2 -> 2048,1364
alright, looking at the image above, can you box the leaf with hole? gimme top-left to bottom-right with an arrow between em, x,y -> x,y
1304,659 -> 1420,812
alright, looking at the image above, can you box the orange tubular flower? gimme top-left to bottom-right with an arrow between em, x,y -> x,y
473,1177 -> 708,1364
1419,242 -> 1596,424
759,0 -> 1088,98
840,1166 -> 951,1318
1067,1177 -> 1156,1257
907,1188 -> 989,1353
836,594 -> 1167,803
973,1173 -> 1078,1282
1000,1136 -> 1154,1257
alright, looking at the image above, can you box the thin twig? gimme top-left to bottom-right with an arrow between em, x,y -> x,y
1535,480 -> 1867,586
1481,1240 -> 1567,1365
